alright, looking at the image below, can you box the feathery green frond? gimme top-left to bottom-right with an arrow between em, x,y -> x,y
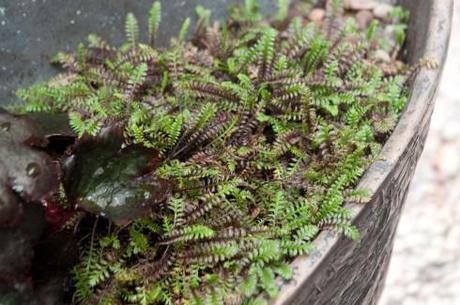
126,12 -> 140,48
148,1 -> 162,45
14,2 -> 417,305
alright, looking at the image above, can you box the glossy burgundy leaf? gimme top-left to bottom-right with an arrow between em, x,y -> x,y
26,112 -> 76,140
0,228 -> 34,281
0,203 -> 45,282
26,112 -> 77,155
0,203 -> 46,305
0,165 -> 23,227
63,129 -> 171,226
0,111 -> 48,147
0,111 -> 60,203
0,141 -> 59,202
0,110 -> 73,305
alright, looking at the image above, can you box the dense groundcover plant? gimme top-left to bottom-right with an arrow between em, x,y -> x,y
12,0 -> 437,304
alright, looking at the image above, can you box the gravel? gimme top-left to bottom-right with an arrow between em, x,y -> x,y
378,2 -> 460,305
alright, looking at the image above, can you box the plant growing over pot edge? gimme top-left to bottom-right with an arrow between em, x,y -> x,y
1,0 -> 437,304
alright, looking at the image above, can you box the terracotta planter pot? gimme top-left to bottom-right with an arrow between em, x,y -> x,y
0,0 -> 452,304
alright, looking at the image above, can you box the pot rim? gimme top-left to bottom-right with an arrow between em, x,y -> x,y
271,1 -> 453,304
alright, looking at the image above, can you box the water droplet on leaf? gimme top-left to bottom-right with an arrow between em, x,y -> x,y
26,162 -> 40,177
94,167 -> 104,176
12,184 -> 24,193
1,122 -> 11,131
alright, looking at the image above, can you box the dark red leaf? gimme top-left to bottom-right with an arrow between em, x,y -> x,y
63,128 -> 171,226
0,111 -> 60,204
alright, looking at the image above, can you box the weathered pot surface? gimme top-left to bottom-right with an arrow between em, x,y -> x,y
0,0 -> 453,304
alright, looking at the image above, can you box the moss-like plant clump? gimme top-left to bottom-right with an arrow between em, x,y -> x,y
12,0 -> 436,304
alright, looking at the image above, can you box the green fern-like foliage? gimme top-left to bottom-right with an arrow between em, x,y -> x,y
148,1 -> 162,46
15,1 -> 434,304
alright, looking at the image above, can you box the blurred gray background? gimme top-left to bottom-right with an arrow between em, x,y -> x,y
379,1 -> 460,305
0,0 -> 278,104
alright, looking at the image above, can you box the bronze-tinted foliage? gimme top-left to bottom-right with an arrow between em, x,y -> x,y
13,0 -> 436,304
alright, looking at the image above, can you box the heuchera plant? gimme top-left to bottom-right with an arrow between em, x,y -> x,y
2,0 -> 437,304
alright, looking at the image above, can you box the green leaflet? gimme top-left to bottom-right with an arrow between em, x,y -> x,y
12,1 -> 420,304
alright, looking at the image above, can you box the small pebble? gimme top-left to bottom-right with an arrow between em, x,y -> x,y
373,49 -> 391,63
434,144 -> 460,179
355,10 -> 374,30
373,4 -> 394,21
344,0 -> 379,11
308,8 -> 326,22
384,25 -> 397,44
440,121 -> 460,141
